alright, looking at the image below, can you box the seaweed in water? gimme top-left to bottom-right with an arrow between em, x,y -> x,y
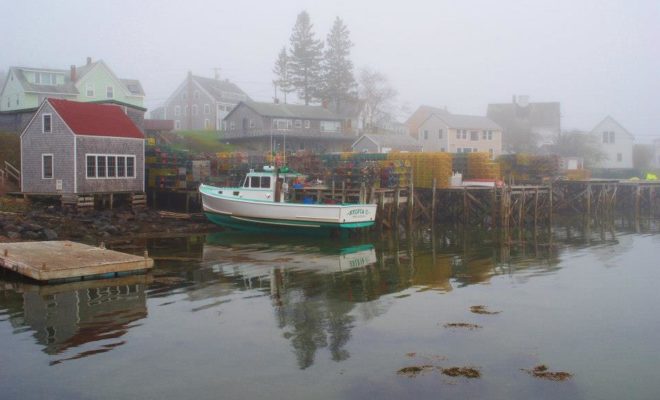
397,365 -> 434,377
441,367 -> 481,378
443,323 -> 482,330
523,364 -> 572,381
470,305 -> 501,315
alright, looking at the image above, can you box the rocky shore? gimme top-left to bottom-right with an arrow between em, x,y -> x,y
0,198 -> 220,244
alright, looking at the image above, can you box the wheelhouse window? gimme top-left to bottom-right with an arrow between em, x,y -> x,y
42,114 -> 52,133
250,176 -> 260,187
260,177 -> 271,188
42,154 -> 53,179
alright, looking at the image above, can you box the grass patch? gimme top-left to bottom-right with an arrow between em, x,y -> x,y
170,130 -> 234,154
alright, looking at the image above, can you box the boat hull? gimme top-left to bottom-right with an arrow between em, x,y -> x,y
200,184 -> 376,232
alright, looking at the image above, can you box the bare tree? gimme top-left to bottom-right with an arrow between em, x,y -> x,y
358,68 -> 398,132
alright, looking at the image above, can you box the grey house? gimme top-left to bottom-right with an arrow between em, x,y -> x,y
222,101 -> 353,153
352,134 -> 422,153
21,98 -> 145,195
151,72 -> 250,131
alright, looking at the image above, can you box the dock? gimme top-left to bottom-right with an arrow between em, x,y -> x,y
0,241 -> 154,283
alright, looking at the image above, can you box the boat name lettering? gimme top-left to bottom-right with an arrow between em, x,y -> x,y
348,209 -> 370,216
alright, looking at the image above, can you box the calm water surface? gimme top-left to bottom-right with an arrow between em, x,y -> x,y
1,220 -> 659,400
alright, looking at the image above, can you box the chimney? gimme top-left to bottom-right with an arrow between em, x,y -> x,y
86,57 -> 92,66
70,65 -> 77,82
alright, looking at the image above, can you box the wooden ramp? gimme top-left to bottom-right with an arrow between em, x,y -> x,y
0,241 -> 154,283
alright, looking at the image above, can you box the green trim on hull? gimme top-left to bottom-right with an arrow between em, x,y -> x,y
204,211 -> 373,234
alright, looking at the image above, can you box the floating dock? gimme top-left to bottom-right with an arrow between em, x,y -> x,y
0,241 -> 154,283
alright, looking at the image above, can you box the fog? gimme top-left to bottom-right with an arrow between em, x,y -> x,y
3,0 -> 658,141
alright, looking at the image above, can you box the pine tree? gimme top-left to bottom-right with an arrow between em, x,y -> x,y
288,11 -> 324,105
273,47 -> 293,103
320,17 -> 357,111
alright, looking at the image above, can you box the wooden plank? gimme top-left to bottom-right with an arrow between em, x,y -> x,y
0,241 -> 154,282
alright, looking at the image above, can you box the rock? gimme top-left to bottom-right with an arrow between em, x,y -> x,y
42,228 -> 58,240
22,231 -> 40,240
7,231 -> 20,239
21,222 -> 43,232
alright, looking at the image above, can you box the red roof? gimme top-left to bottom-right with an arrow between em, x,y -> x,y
48,98 -> 144,139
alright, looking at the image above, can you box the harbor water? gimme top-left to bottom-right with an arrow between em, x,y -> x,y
1,219 -> 659,399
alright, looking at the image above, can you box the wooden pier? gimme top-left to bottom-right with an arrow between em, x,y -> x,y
292,178 -> 660,231
0,241 -> 154,283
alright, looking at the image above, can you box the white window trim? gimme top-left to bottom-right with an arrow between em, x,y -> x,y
42,113 -> 52,133
42,153 -> 54,179
86,83 -> 95,97
85,154 -> 137,180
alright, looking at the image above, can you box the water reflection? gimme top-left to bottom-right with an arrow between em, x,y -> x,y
0,214 -> 656,374
0,274 -> 149,365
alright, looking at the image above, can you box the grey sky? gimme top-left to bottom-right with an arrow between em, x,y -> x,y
3,0 -> 658,141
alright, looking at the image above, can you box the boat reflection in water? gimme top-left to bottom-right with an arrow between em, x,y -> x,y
1,274 -> 150,365
202,232 -> 377,278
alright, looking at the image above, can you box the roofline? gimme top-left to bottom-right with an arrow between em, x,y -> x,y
351,135 -> 379,148
590,115 -> 634,140
75,60 -> 135,98
87,99 -> 147,112
0,106 -> 39,115
20,98 -> 76,139
229,101 -> 343,121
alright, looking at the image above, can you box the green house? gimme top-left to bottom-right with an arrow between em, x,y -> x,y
0,57 -> 144,112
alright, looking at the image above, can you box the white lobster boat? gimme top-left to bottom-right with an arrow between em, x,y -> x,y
199,167 -> 377,232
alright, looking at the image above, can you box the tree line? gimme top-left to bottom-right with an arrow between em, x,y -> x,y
273,11 -> 398,130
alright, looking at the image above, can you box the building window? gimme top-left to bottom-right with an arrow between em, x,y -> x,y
456,130 -> 461,139
106,86 -> 114,99
462,130 -> 467,139
609,131 -> 615,143
193,90 -> 199,100
184,105 -> 188,115
440,147 -> 445,152
192,105 -> 198,116
86,155 -> 96,178
126,157 -> 135,177
470,131 -> 479,141
273,119 -> 291,130
174,120 -> 181,129
249,119 -> 255,128
617,153 -> 622,162
107,156 -> 116,177
204,104 -> 210,114
42,114 -> 52,133
489,148 -> 494,158
97,156 -> 106,178
603,131 -> 615,144
457,148 -> 462,153
304,120 -> 310,128
230,121 -> 236,131
488,131 -> 493,140
86,83 -> 94,97
320,120 -> 340,132
438,129 -> 443,139
174,106 -> 180,116
482,130 -> 488,140
117,156 -> 126,177
295,119 -> 302,128
204,119 -> 211,129
42,154 -> 53,179
424,130 -> 428,140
